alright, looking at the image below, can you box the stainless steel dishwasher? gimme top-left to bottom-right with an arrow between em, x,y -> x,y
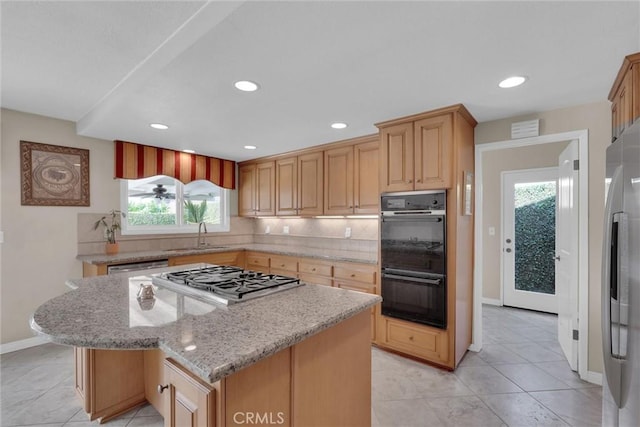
106,259 -> 169,275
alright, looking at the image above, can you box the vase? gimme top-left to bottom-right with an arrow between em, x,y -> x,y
105,242 -> 119,255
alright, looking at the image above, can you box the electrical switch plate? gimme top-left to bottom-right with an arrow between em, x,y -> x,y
283,225 -> 289,234
488,227 -> 495,236
345,227 -> 352,238
265,225 -> 271,234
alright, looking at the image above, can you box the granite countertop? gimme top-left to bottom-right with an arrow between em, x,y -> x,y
31,269 -> 381,384
77,243 -> 377,265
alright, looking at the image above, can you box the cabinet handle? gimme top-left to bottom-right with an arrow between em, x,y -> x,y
355,205 -> 359,208
408,179 -> 413,183
280,264 -> 285,267
158,384 -> 169,394
311,268 -> 316,272
416,179 -> 422,183
350,273 -> 356,278
409,336 -> 414,341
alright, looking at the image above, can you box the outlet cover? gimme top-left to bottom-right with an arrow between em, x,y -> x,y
265,225 -> 271,234
345,227 -> 352,238
283,225 -> 289,234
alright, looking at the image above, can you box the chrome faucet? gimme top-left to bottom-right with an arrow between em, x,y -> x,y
197,221 -> 208,247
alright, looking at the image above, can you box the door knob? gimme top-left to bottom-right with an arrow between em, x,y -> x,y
158,384 -> 169,394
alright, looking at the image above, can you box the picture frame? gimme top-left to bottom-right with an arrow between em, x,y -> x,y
463,170 -> 473,216
20,140 -> 90,206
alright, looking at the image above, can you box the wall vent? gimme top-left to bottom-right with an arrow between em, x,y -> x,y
511,119 -> 540,139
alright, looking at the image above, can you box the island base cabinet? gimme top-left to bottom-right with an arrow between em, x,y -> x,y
74,348 -> 146,423
164,359 -> 216,427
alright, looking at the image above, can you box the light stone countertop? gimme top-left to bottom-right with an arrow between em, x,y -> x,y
77,243 -> 377,265
31,268 -> 381,384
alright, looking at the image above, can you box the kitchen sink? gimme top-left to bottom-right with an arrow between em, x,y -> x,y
166,245 -> 229,252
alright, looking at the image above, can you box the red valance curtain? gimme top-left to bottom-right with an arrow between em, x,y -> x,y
114,140 -> 236,190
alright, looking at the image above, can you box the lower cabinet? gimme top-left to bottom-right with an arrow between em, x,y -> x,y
164,358 -> 216,427
167,251 -> 244,267
73,348 -> 146,422
377,316 -> 450,367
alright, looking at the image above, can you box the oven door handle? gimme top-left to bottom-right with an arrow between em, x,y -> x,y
382,273 -> 442,286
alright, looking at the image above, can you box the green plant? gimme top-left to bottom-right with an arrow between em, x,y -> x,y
184,200 -> 207,223
93,209 -> 125,244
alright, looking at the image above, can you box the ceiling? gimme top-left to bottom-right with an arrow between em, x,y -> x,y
2,1 -> 639,162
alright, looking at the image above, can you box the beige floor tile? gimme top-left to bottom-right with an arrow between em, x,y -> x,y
373,398 -> 440,427
457,351 -> 489,367
454,366 -> 523,394
480,392 -> 569,426
534,360 -> 595,389
406,365 -> 475,398
3,385 -> 80,426
492,363 -> 572,392
502,342 -> 567,363
371,369 -> 423,401
476,344 -> 530,364
530,389 -> 603,426
426,395 -> 505,427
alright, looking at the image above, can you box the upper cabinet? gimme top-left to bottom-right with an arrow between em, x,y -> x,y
275,152 -> 324,216
609,52 -> 640,141
324,136 -> 379,215
239,136 -> 378,217
238,161 -> 275,217
378,110 -> 454,192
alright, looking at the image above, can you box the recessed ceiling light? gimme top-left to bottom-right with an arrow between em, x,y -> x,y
150,123 -> 169,130
234,80 -> 259,92
244,145 -> 257,150
498,76 -> 527,88
331,122 -> 348,129
183,149 -> 195,154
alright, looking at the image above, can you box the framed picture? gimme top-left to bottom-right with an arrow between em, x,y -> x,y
463,170 -> 473,216
20,140 -> 90,206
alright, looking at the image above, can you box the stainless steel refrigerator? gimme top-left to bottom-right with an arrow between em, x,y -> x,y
602,120 -> 640,427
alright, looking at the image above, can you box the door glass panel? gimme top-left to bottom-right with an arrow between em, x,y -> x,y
514,181 -> 556,294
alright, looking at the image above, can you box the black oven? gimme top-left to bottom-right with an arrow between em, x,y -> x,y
380,191 -> 446,329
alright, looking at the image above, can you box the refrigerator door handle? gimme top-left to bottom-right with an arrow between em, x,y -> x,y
602,165 -> 625,408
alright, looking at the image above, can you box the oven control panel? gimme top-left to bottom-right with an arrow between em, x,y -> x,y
381,191 -> 446,212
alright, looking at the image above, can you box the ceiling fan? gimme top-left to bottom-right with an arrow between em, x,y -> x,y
130,184 -> 175,200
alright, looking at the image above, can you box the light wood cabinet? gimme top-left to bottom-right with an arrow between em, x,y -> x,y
333,262 -> 377,341
269,254 -> 298,277
609,52 -> 640,141
376,104 -> 477,369
298,259 -> 333,287
238,161 -> 275,217
164,358 -> 215,427
168,251 -> 244,267
379,111 -> 453,191
274,152 -> 323,216
245,251 -> 270,274
323,137 -> 380,215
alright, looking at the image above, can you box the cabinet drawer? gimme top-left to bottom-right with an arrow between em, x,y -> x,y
246,253 -> 270,268
383,318 -> 449,363
333,265 -> 376,284
270,255 -> 298,273
334,279 -> 376,295
298,261 -> 332,277
298,273 -> 332,287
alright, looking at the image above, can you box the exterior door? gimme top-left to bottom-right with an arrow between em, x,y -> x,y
502,167 -> 558,313
556,141 -> 579,370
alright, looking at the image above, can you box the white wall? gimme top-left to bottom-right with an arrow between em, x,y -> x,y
475,100 -> 611,374
1,109 -> 120,344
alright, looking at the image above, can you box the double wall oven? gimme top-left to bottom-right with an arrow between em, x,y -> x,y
380,191 -> 447,329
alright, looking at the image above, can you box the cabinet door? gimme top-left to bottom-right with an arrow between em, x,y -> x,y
324,146 -> 354,215
414,114 -> 453,190
380,122 -> 414,192
275,156 -> 298,216
169,251 -> 243,267
238,164 -> 256,217
633,63 -> 640,124
612,71 -> 633,141
164,359 -> 215,427
297,152 -> 323,216
255,161 -> 276,216
353,139 -> 380,214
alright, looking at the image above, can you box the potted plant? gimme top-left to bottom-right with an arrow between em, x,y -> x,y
93,209 -> 125,255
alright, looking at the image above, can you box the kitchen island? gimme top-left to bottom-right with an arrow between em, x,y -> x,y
31,267 -> 380,426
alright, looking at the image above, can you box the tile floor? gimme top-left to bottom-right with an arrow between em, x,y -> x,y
371,304 -> 602,426
1,305 -> 602,426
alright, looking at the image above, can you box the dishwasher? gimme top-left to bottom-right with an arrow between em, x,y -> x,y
106,259 -> 169,275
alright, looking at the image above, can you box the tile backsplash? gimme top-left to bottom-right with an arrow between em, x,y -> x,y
77,214 -> 378,255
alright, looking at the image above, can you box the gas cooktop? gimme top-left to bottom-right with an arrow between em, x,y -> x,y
151,265 -> 303,305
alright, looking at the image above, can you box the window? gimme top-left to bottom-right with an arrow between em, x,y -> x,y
120,176 -> 230,234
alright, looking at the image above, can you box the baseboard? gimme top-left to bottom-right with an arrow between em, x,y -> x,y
0,335 -> 50,355
467,343 -> 481,352
584,370 -> 603,386
482,298 -> 502,306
